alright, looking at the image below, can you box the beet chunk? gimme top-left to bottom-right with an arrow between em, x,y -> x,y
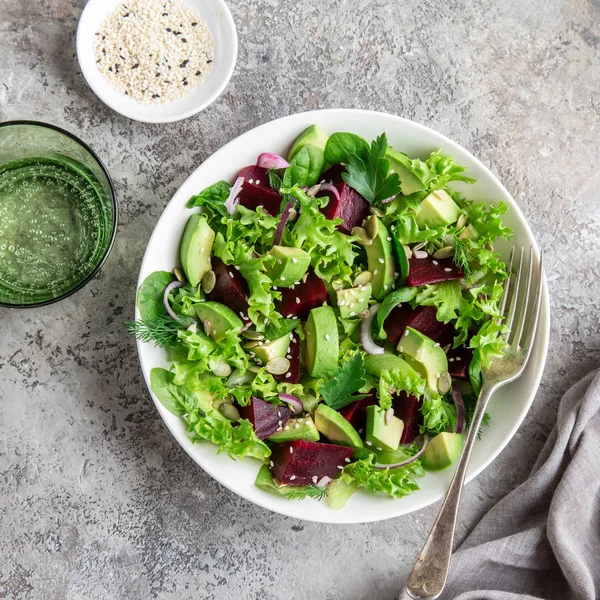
385,304 -> 454,346
207,257 -> 250,319
406,256 -> 463,287
340,390 -> 378,433
236,165 -> 283,215
319,165 -> 371,234
274,333 -> 300,384
239,396 -> 293,440
447,347 -> 472,380
271,440 -> 354,485
279,269 -> 327,320
392,392 -> 423,445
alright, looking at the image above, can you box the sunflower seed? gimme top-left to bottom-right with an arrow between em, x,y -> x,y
219,403 -> 240,421
365,215 -> 379,240
242,330 -> 264,341
173,266 -> 186,283
433,246 -> 455,259
266,357 -> 290,375
351,226 -> 373,246
456,214 -> 468,230
353,271 -> 373,287
437,371 -> 452,395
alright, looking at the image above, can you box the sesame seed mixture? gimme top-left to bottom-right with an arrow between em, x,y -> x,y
94,0 -> 214,104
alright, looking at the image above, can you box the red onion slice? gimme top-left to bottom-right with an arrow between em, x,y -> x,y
279,393 -> 303,414
225,176 -> 244,215
360,304 -> 385,355
306,182 -> 340,202
273,200 -> 294,246
374,434 -> 430,469
163,280 -> 185,324
380,195 -> 396,204
316,476 -> 332,488
257,153 -> 290,170
452,384 -> 466,434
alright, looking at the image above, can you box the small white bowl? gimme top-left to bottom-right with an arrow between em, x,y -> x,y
76,0 -> 237,123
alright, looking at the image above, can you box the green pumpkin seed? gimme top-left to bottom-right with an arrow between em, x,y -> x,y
351,227 -> 373,246
173,267 -> 186,283
353,271 -> 373,287
365,215 -> 379,240
243,340 -> 260,349
433,246 -> 455,259
241,330 -> 264,341
437,371 -> 452,395
248,365 -> 262,374
456,214 -> 467,230
370,206 -> 385,218
266,357 -> 290,375
201,269 -> 216,294
220,403 -> 240,421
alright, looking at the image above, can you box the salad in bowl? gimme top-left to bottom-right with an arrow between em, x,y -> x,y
128,124 -> 513,510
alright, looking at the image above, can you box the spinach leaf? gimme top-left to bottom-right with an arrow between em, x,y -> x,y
150,367 -> 198,416
283,145 -> 325,187
263,318 -> 299,341
376,287 -> 418,339
324,132 -> 369,166
137,271 -> 173,320
186,181 -> 232,214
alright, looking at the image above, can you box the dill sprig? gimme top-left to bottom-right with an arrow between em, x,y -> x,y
452,234 -> 473,279
282,484 -> 328,501
125,314 -> 187,348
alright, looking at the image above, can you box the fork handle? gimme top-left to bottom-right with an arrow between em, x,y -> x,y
404,382 -> 496,600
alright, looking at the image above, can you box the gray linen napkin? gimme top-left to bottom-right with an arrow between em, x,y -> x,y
429,368 -> 600,600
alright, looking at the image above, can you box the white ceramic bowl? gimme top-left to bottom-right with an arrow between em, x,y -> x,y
77,0 -> 237,123
135,109 -> 550,523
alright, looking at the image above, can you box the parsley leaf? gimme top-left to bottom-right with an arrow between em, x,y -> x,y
342,133 -> 401,204
320,352 -> 368,411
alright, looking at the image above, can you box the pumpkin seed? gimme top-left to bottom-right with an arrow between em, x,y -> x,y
351,227 -> 373,246
353,271 -> 373,287
212,360 -> 232,377
173,267 -> 186,283
433,245 -> 455,259
266,357 -> 290,375
437,371 -> 452,395
220,403 -> 240,421
243,340 -> 260,349
223,395 -> 235,404
242,330 -> 264,341
213,398 -> 226,410
456,214 -> 467,230
365,215 -> 379,240
201,269 -> 216,294
248,365 -> 262,373
414,250 -> 429,259
370,206 -> 385,218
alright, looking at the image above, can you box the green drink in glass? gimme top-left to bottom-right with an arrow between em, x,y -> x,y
0,122 -> 117,307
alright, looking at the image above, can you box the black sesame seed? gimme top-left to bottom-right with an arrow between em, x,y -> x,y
108,66 -> 113,72
162,12 -> 168,16
207,60 -> 213,63
156,73 -> 160,77
132,63 -> 139,69
102,35 -> 106,40
120,55 -> 125,60
182,38 -> 187,43
123,12 -> 130,17
195,70 -> 201,76
166,27 -> 171,32
191,22 -> 198,26
180,59 -> 189,67
152,94 -> 160,98
183,81 -> 188,86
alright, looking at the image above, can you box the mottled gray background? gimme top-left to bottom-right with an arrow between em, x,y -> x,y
1,0 -> 599,598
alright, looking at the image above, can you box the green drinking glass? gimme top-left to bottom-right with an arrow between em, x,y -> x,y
0,121 -> 117,308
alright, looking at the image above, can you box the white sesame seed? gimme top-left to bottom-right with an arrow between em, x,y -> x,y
349,303 -> 355,309
366,441 -> 373,446
278,420 -> 282,426
284,425 -> 289,430
292,258 -> 298,263
270,461 -> 274,467
325,334 -> 330,341
387,236 -> 392,241
285,372 -> 291,378
404,329 -> 410,336
339,300 -> 346,306
295,423 -> 300,429
399,346 -> 404,352
289,447 -> 293,454
383,285 -> 388,291
378,258 -> 385,264
287,313 -> 293,318
344,457 -> 351,463
444,268 -> 452,272
376,447 -> 383,451
435,372 -> 440,378
394,272 -> 399,277
290,475 -> 296,480
337,465 -> 344,470
256,180 -> 261,185
295,297 -> 300,304
456,356 -> 462,361
350,311 -> 356,317
432,260 -> 439,265
312,476 -> 318,484
249,179 -> 254,184
277,259 -> 283,265
373,269 -> 378,275
280,276 -> 286,281
359,428 -> 363,434
434,342 -> 440,347
449,357 -> 455,362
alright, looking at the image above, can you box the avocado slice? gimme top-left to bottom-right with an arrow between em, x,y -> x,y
266,246 -> 311,288
385,148 -> 425,196
415,190 -> 461,228
365,217 -> 396,299
268,416 -> 321,443
421,432 -> 463,471
288,125 -> 329,161
179,214 -> 215,286
336,284 -> 372,319
305,306 -> 339,378
195,301 -> 243,342
363,353 -> 420,381
365,405 -> 404,451
399,327 -> 448,392
315,404 -> 363,448
253,333 -> 291,365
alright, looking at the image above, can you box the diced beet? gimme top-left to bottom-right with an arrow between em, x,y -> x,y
274,333 -> 300,384
236,165 -> 283,215
406,256 -> 463,287
448,347 -> 472,380
340,390 -> 378,433
319,165 -> 371,234
239,396 -> 293,440
208,257 -> 250,319
271,440 -> 354,485
385,304 -> 454,346
279,269 -> 327,321
392,392 -> 423,445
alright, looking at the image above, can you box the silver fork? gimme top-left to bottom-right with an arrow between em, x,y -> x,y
404,245 -> 544,600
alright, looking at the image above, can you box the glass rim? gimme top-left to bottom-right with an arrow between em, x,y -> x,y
0,120 -> 118,309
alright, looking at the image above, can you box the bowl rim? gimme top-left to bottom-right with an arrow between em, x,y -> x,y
76,0 -> 238,124
0,119 -> 119,309
135,108 -> 550,523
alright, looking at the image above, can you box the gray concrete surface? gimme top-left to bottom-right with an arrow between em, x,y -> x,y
1,0 -> 599,598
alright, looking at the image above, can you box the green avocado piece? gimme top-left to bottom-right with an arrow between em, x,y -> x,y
179,214 -> 215,286
363,353 -> 419,380
305,306 -> 339,378
266,246 -> 311,287
268,416 -> 321,443
253,333 -> 291,365
365,217 -> 396,299
415,190 -> 461,228
288,125 -> 329,161
421,432 -> 463,471
385,148 -> 426,196
194,388 -> 227,421
194,301 -> 243,342
315,404 -> 363,447
398,327 -> 448,392
336,284 -> 372,319
365,405 -> 404,451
